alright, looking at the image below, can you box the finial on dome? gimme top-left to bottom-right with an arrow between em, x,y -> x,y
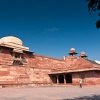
80,51 -> 87,58
68,48 -> 78,56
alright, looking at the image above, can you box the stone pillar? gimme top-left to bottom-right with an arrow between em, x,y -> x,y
20,54 -> 21,58
13,52 -> 15,58
56,75 -> 59,84
63,74 -> 66,84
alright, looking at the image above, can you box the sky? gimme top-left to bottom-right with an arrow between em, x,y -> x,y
0,0 -> 100,60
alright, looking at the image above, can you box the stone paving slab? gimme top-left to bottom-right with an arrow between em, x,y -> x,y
0,86 -> 100,100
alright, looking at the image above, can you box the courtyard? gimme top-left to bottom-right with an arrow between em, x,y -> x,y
0,86 -> 100,100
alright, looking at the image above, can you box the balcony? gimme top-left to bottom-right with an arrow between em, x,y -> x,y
13,57 -> 22,61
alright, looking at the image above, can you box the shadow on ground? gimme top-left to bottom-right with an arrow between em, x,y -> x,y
63,95 -> 100,100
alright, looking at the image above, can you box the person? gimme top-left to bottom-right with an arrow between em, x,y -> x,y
79,79 -> 82,88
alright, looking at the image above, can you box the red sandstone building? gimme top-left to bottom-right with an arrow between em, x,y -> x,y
0,36 -> 100,87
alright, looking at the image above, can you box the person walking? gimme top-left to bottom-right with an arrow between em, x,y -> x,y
79,79 -> 82,88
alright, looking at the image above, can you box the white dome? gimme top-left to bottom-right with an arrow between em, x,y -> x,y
0,36 -> 23,45
70,48 -> 75,50
0,39 -> 3,44
81,51 -> 86,55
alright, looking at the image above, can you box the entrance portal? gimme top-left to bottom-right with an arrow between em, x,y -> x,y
58,74 -> 64,83
66,74 -> 72,83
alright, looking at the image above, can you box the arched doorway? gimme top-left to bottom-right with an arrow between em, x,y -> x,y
66,74 -> 72,83
58,74 -> 64,83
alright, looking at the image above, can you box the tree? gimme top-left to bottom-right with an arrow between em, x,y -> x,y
87,0 -> 100,28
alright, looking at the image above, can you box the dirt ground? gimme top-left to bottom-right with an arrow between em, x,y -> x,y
0,86 -> 100,100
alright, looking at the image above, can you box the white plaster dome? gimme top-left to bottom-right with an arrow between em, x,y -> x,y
0,39 -> 3,44
0,36 -> 23,45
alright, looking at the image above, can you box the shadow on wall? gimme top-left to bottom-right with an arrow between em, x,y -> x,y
62,95 -> 100,100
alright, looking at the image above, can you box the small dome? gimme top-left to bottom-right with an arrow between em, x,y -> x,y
81,51 -> 86,55
80,51 -> 87,57
68,48 -> 77,55
0,36 -> 23,45
70,48 -> 75,51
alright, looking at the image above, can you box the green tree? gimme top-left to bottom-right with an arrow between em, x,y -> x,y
87,0 -> 100,28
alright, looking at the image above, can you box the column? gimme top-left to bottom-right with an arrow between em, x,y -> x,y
13,52 -> 15,59
56,75 -> 59,84
63,74 -> 66,84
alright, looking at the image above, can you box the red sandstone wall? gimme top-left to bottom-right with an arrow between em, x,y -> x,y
0,48 -> 12,65
0,48 -> 66,86
0,48 -> 31,86
32,68 -> 52,86
24,54 -> 66,86
72,71 -> 100,85
83,71 -> 100,85
25,54 -> 67,70
0,47 -> 100,87
65,57 -> 93,70
0,66 -> 32,85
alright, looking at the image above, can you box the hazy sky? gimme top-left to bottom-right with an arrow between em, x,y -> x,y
0,0 -> 100,60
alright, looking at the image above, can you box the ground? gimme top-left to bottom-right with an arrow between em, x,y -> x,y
0,86 -> 100,100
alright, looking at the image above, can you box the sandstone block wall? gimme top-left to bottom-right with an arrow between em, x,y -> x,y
0,46 -> 100,87
72,71 -> 100,85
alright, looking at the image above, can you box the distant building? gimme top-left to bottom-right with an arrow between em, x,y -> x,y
0,36 -> 100,88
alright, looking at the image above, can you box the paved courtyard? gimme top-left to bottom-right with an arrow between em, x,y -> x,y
0,86 -> 100,100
